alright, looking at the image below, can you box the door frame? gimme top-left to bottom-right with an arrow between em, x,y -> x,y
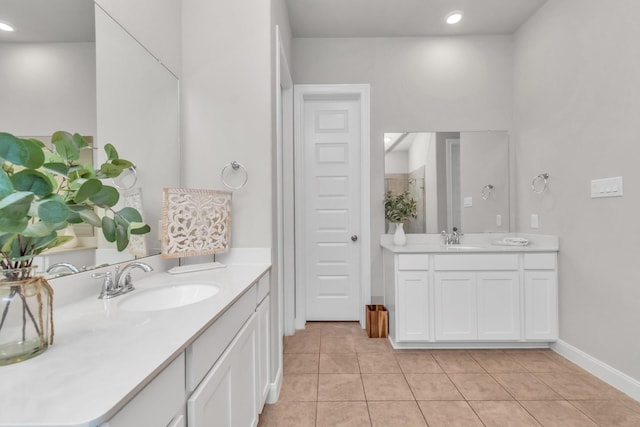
293,84 -> 371,329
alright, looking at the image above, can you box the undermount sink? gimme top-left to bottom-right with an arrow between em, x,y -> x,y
443,245 -> 484,251
118,283 -> 220,312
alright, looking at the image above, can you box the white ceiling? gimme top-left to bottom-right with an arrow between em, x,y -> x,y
286,0 -> 547,37
0,0 -> 94,43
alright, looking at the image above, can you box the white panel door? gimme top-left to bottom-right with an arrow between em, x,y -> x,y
477,272 -> 521,340
524,271 -> 558,340
303,97 -> 361,320
397,271 -> 430,341
435,272 -> 477,340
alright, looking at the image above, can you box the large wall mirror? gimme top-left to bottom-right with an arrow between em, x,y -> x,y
384,131 -> 510,234
0,0 -> 180,276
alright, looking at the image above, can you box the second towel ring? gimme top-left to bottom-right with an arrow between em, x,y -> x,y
531,173 -> 549,194
221,161 -> 248,190
481,184 -> 494,200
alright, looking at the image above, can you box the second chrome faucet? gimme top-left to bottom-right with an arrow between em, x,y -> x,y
92,261 -> 153,299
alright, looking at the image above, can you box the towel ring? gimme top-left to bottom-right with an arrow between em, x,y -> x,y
481,184 -> 494,200
221,161 -> 248,190
531,173 -> 549,194
112,164 -> 138,190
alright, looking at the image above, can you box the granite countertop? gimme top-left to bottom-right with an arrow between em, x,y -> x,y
0,263 -> 270,427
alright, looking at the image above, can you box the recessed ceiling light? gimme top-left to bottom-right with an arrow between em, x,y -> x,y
445,11 -> 463,25
0,22 -> 15,32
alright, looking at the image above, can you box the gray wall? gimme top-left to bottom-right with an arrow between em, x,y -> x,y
293,36 -> 514,298
514,0 -> 640,381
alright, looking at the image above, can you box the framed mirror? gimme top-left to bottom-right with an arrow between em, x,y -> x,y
384,131 -> 509,234
0,0 -> 180,276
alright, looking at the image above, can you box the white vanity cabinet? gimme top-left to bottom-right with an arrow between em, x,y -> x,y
383,247 -> 558,347
524,254 -> 558,340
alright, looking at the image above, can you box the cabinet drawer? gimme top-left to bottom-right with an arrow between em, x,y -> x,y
104,353 -> 185,427
186,284 -> 257,392
398,254 -> 429,270
434,254 -> 518,271
524,253 -> 556,270
257,272 -> 270,304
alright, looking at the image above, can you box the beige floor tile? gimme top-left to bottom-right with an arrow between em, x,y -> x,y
354,336 -> 393,353
320,353 -> 360,374
520,400 -> 598,426
505,350 -> 566,373
283,353 -> 319,374
278,374 -> 318,402
368,401 -> 427,426
433,352 -> 486,373
570,400 -> 640,427
317,373 -> 365,401
535,372 -> 622,400
395,353 -> 443,374
358,352 -> 401,373
404,373 -> 463,400
321,322 -> 362,337
284,335 -> 320,354
492,372 -> 562,400
469,401 -> 541,426
418,401 -> 484,427
448,373 -> 513,400
362,373 -> 414,400
258,401 -> 316,427
316,401 -> 371,427
321,335 -> 356,353
470,353 -> 528,373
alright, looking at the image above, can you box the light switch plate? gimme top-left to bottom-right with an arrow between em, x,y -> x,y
531,214 -> 539,229
464,197 -> 473,207
591,176 -> 623,198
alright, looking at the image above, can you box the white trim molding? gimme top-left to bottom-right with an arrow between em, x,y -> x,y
552,339 -> 640,401
265,365 -> 282,404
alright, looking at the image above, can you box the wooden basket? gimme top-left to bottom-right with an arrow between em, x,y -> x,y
366,305 -> 388,338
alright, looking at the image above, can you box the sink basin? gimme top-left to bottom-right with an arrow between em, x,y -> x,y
118,284 -> 220,312
444,245 -> 483,251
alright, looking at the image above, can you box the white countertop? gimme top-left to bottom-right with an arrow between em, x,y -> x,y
0,262 -> 270,427
380,233 -> 559,253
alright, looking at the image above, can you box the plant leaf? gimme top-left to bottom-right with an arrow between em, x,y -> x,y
42,162 -> 69,177
104,143 -> 119,161
0,133 -> 30,166
102,217 -> 116,242
98,163 -> 124,178
89,185 -> 119,207
21,221 -> 56,237
75,179 -> 103,203
115,223 -> 129,251
37,199 -> 70,223
10,169 -> 54,197
78,208 -> 102,227
72,133 -> 89,149
0,169 -> 14,199
130,223 -> 151,235
20,138 -> 46,169
52,131 -> 80,162
117,207 -> 143,223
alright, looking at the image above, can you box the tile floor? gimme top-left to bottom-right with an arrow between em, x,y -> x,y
258,321 -> 640,427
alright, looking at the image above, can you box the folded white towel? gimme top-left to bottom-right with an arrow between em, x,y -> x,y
492,237 -> 529,246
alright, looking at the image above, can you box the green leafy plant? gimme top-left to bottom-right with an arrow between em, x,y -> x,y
384,191 -> 418,223
0,131 -> 151,271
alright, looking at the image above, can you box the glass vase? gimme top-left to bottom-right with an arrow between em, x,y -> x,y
0,267 -> 53,365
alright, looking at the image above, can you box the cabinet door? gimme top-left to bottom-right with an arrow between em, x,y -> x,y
257,295 -> 270,411
524,271 -> 558,340
477,272 -> 521,340
397,271 -> 430,341
188,314 -> 258,427
435,272 -> 477,340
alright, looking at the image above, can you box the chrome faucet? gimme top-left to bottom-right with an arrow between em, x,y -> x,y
115,262 -> 153,293
441,227 -> 463,245
46,262 -> 80,277
92,261 -> 153,299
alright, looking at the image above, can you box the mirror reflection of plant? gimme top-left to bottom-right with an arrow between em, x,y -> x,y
384,191 -> 418,223
0,131 -> 151,271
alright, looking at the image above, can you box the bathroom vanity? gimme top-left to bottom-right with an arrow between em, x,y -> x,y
382,234 -> 558,348
0,257 -> 272,427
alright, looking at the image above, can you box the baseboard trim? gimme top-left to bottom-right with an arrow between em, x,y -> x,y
552,339 -> 640,401
265,366 -> 283,404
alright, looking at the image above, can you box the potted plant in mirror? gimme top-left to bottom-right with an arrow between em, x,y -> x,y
384,191 -> 417,246
0,131 -> 150,365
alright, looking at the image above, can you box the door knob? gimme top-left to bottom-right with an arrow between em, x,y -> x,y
351,235 -> 358,242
